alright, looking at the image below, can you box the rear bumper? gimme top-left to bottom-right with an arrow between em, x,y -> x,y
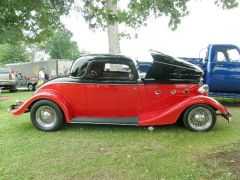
220,112 -> 232,122
0,80 -> 17,86
0,81 -> 17,89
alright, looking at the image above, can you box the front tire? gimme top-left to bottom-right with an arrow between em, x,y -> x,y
30,100 -> 65,131
183,104 -> 216,132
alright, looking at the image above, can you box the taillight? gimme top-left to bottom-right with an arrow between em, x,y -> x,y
9,73 -> 13,80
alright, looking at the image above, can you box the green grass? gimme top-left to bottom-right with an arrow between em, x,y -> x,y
1,90 -> 240,180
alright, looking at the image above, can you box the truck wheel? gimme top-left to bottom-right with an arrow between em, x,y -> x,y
28,83 -> 36,91
9,89 -> 18,93
183,104 -> 216,132
9,85 -> 18,93
30,100 -> 65,131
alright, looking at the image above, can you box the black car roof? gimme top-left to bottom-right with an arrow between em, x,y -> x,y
76,54 -> 133,62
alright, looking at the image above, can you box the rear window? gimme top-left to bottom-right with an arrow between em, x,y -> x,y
103,63 -> 131,72
0,69 -> 10,74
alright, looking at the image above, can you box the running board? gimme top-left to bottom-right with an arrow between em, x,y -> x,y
70,116 -> 139,126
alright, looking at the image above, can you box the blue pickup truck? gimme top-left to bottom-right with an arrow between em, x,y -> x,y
138,44 -> 240,99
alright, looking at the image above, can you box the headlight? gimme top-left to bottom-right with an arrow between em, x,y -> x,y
198,84 -> 209,94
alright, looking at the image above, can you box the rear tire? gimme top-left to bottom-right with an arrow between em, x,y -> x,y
30,100 -> 65,131
183,104 -> 216,132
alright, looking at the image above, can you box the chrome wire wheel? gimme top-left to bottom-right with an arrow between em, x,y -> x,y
30,100 -> 64,131
183,104 -> 216,132
188,107 -> 212,131
36,106 -> 57,128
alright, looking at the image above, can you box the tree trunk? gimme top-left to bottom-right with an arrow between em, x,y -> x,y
106,0 -> 122,71
106,0 -> 121,54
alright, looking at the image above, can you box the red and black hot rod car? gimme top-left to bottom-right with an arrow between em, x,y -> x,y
9,50 -> 231,132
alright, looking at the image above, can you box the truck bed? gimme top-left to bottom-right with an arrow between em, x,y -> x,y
0,69 -> 17,92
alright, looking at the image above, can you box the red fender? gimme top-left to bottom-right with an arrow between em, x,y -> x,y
12,89 -> 74,123
140,95 -> 228,126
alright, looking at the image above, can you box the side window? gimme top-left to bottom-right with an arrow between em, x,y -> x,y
216,52 -> 226,62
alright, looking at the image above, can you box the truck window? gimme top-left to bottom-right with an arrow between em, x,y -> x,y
228,49 -> 240,62
216,48 -> 240,62
0,69 -> 10,74
216,52 -> 226,62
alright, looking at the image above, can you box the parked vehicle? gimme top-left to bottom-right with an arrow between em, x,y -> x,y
138,44 -> 240,99
0,69 -> 17,92
5,59 -> 73,91
179,44 -> 240,98
9,51 -> 231,132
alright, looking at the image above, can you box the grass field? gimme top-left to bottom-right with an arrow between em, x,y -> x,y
1,89 -> 240,180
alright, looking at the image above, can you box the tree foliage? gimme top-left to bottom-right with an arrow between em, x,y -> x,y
0,44 -> 33,66
0,0 -> 74,44
80,0 -> 239,36
0,0 -> 239,46
39,28 -> 87,60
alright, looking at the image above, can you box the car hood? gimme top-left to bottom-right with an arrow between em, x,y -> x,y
146,50 -> 204,83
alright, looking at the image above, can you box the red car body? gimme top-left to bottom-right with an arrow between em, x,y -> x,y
10,50 -> 231,132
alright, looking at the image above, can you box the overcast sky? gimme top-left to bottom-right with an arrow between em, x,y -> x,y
61,0 -> 240,61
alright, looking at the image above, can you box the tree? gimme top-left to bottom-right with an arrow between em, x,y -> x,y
39,28 -> 87,60
0,0 -> 74,44
1,0 -> 238,53
80,0 -> 239,53
0,44 -> 33,66
106,0 -> 121,54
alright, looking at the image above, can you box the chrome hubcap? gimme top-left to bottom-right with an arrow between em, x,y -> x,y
36,106 -> 57,128
188,107 -> 212,130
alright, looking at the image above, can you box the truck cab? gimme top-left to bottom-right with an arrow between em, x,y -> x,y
203,44 -> 240,94
164,44 -> 240,99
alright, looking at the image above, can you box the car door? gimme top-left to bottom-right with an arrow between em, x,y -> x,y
208,46 -> 240,93
86,61 -> 143,117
